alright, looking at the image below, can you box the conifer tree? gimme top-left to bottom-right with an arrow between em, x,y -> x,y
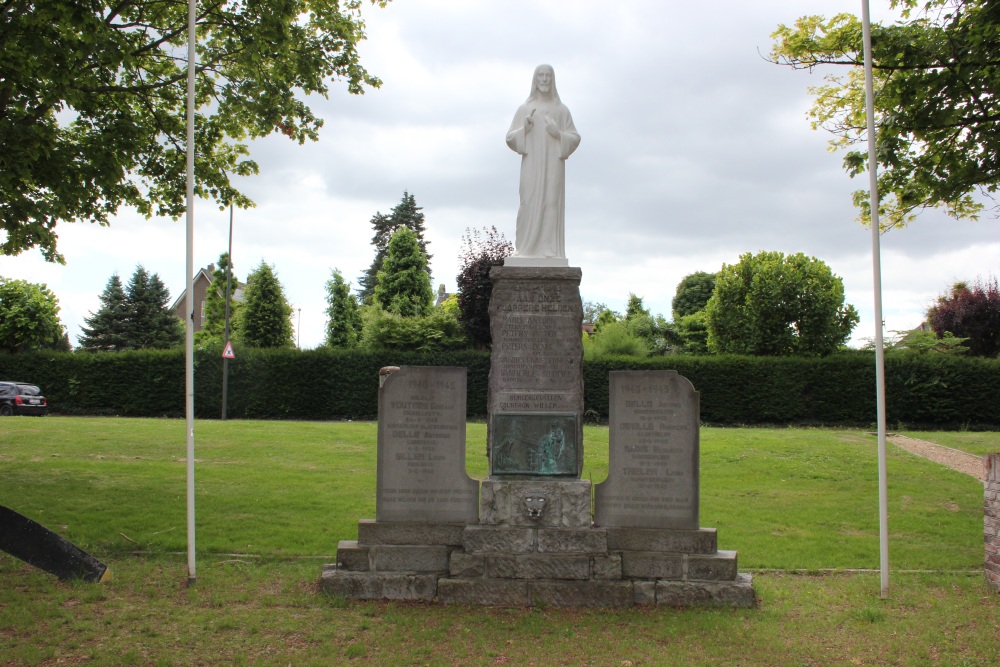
325,269 -> 362,347
358,191 -> 432,301
125,266 -> 183,349
373,227 -> 433,317
197,253 -> 241,346
78,274 -> 130,351
237,262 -> 293,348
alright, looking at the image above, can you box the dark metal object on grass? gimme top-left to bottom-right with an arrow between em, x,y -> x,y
0,505 -> 109,583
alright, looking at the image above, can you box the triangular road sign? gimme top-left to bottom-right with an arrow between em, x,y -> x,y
222,341 -> 235,359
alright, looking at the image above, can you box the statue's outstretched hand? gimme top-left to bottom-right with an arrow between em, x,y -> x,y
524,109 -> 535,132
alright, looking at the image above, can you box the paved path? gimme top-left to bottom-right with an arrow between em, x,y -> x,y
887,434 -> 985,481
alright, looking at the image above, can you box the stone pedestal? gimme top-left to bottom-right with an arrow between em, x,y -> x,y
487,266 -> 584,477
986,454 -> 1000,594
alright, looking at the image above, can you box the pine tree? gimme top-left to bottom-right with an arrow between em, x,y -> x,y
373,227 -> 433,317
197,253 -> 241,346
78,274 -> 130,351
325,269 -> 362,347
125,266 -> 183,349
358,191 -> 432,302
237,262 -> 293,348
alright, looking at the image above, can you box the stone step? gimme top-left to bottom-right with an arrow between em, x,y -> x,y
334,540 -> 450,573
620,549 -> 738,582
449,551 -> 623,580
605,527 -> 718,554
319,567 -> 437,601
437,577 -> 634,608
463,526 -> 609,554
357,519 -> 466,546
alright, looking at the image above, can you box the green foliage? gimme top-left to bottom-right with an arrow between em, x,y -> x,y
624,292 -> 650,320
706,251 -> 859,356
196,254 -> 241,347
3,349 -> 999,427
1,0 -> 387,262
927,276 -> 1000,357
324,269 -> 362,348
673,311 -> 710,355
358,192 -> 431,301
582,300 -> 613,324
672,271 -> 717,319
0,277 -> 66,353
455,226 -> 513,347
583,320 -> 649,360
864,329 -> 970,355
78,266 -> 181,351
78,274 -> 128,351
770,0 -> 1000,229
122,266 -> 183,350
373,226 -> 433,317
360,306 -> 467,352
236,262 -> 293,349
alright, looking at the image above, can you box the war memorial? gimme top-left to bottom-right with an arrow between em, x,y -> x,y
320,66 -> 754,607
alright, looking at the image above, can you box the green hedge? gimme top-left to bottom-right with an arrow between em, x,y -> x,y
2,349 -> 998,427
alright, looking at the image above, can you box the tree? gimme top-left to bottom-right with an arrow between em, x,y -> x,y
705,251 -> 859,356
373,226 -> 433,317
0,277 -> 66,353
236,262 -> 293,348
196,254 -> 241,347
456,226 -> 513,347
927,277 -> 1000,357
124,266 -> 183,349
325,269 -> 362,348
672,272 -> 717,319
770,0 -> 1000,230
2,0 -> 387,263
78,274 -> 130,351
358,192 -> 431,301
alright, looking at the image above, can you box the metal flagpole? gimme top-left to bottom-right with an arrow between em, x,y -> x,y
861,0 -> 890,599
184,0 -> 198,585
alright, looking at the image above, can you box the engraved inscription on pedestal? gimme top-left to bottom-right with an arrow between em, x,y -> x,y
376,367 -> 478,523
490,413 -> 578,476
595,371 -> 699,529
488,266 -> 584,477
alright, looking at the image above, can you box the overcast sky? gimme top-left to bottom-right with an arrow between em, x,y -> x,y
4,0 -> 999,350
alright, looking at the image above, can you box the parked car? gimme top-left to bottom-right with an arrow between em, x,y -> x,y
0,382 -> 48,416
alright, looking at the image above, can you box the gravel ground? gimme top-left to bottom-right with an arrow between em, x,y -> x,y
887,434 -> 985,481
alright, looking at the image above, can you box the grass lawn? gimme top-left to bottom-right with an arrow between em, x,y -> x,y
902,430 -> 1000,457
1,417 -> 997,665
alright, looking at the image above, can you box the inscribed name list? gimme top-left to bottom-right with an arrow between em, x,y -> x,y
595,371 -> 699,529
376,366 -> 478,523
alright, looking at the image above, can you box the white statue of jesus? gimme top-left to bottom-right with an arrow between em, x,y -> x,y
505,64 -> 580,266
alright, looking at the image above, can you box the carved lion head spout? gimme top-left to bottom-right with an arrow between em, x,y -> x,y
522,495 -> 547,520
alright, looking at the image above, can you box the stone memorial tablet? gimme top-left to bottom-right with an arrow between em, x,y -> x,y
490,413 -> 578,476
376,367 -> 478,523
595,371 -> 699,529
487,266 -> 584,477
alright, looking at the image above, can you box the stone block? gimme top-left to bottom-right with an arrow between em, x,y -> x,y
357,520 -> 467,546
591,554 -> 623,580
633,580 -> 656,605
656,573 -> 755,608
595,371 -> 699,530
373,545 -> 450,573
376,367 -> 479,524
528,580 -> 634,608
620,552 -> 684,580
449,552 -> 486,578
687,551 -> 738,581
479,479 -> 591,528
537,528 -> 607,553
487,554 -> 590,580
319,570 -> 437,601
605,527 -> 717,554
335,540 -> 371,572
463,526 -> 535,553
438,578 -> 529,606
